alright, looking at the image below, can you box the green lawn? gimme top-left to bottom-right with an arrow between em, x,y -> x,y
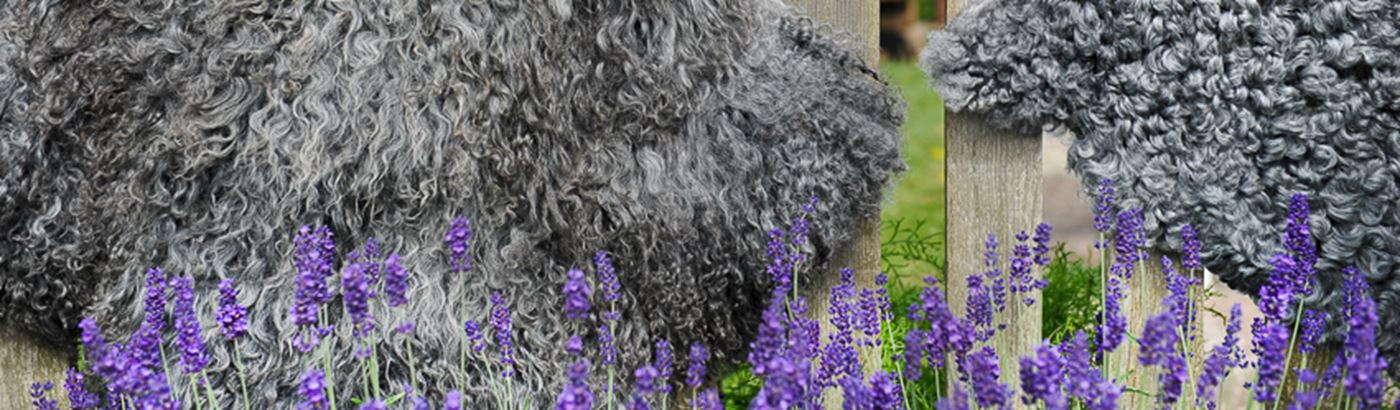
879,60 -> 945,230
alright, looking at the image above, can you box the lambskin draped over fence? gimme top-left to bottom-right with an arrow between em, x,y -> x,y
922,0 -> 1400,379
0,0 -> 904,404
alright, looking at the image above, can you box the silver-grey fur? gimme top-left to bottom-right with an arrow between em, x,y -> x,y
0,0 -> 904,405
921,0 -> 1400,378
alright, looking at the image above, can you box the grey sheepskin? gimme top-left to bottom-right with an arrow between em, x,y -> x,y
921,0 -> 1400,378
0,0 -> 904,405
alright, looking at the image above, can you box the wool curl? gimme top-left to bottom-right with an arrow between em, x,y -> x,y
0,0 -> 905,406
921,0 -> 1400,379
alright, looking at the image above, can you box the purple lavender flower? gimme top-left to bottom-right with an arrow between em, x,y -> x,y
1138,310 -> 1181,364
1259,253 -> 1298,320
342,262 -> 376,338
1197,304 -> 1242,409
765,229 -> 795,295
1032,223 -> 1053,267
1181,224 -> 1202,270
296,225 -> 337,304
383,254 -> 409,308
874,272 -> 893,321
1093,178 -> 1115,235
562,268 -> 591,320
358,400 -> 387,410
556,360 -> 594,410
1114,209 -> 1145,275
566,335 -> 585,356
868,371 -> 902,410
1163,257 -> 1197,340
1010,230 -> 1045,306
291,225 -> 335,351
983,233 -> 1007,313
30,381 -> 57,410
1059,332 -> 1117,409
171,276 -> 209,374
395,321 -> 416,335
965,270 -> 994,342
597,251 -> 620,303
1020,343 -> 1067,410
1250,319 -> 1290,403
1342,267 -> 1386,408
1299,309 -> 1327,354
298,369 -> 329,410
143,267 -> 168,330
128,317 -> 164,373
748,294 -> 790,377
963,346 -> 1010,408
654,340 -> 674,395
64,368 -> 98,409
839,374 -> 872,409
1290,369 -> 1320,410
217,278 -> 249,340
464,320 -> 485,353
905,277 -> 976,381
687,343 -> 709,388
695,389 -> 723,410
1284,193 -> 1317,296
1097,276 -> 1127,355
936,383 -> 971,410
491,291 -> 515,378
445,217 -> 472,273
599,323 -> 617,366
630,365 -> 659,410
858,287 -> 882,346
444,391 -> 462,410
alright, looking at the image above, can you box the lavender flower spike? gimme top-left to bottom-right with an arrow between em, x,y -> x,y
143,267 -> 168,329
342,262 -> 376,339
445,216 -> 473,273
298,369 -> 329,410
687,343 -> 709,388
491,291 -> 516,378
562,268 -> 591,320
383,254 -> 409,308
654,339 -> 674,396
172,276 -> 210,374
217,278 -> 249,340
30,381 -> 57,410
64,368 -> 98,409
1181,224 -> 1201,270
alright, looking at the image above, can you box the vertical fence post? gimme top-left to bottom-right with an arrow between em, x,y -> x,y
783,0 -> 883,402
0,326 -> 70,408
943,0 -> 1044,400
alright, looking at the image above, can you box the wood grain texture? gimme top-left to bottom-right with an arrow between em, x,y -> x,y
782,0 -> 884,405
0,326 -> 70,408
943,108 -> 1043,403
784,0 -> 881,64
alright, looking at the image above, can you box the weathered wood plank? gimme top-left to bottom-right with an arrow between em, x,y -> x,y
783,1 -> 883,407
943,99 -> 1043,409
0,326 -> 71,408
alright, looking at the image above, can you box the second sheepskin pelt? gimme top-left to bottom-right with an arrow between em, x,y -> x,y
922,0 -> 1400,378
0,0 -> 904,405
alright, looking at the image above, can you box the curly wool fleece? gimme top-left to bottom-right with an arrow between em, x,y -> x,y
922,0 -> 1400,378
0,0 -> 903,405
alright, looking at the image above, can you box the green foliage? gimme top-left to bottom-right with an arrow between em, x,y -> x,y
1040,245 -> 1104,344
881,219 -> 945,281
918,0 -> 939,22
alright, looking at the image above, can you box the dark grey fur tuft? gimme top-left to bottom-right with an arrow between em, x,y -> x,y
0,0 -> 904,405
922,0 -> 1400,379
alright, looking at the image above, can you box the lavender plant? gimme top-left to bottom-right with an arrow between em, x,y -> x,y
30,190 -> 1400,410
